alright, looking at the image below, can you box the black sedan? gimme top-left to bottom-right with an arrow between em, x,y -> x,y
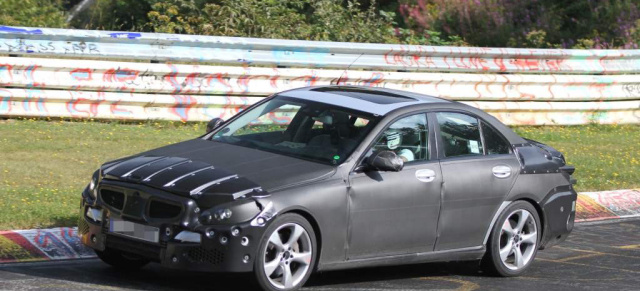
79,86 -> 577,291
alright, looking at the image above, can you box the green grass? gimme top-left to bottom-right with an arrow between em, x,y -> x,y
0,119 -> 205,230
512,124 -> 640,193
0,119 -> 638,230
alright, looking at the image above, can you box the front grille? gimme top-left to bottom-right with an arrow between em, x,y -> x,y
101,189 -> 125,210
187,247 -> 225,265
106,235 -> 162,262
149,200 -> 182,219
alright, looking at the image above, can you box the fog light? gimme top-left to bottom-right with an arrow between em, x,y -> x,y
231,227 -> 240,236
243,254 -> 250,263
172,256 -> 178,263
206,230 -> 215,238
241,236 -> 249,246
91,235 -> 97,243
220,236 -> 228,244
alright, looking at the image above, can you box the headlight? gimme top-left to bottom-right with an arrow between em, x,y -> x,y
88,170 -> 100,199
199,201 -> 261,225
213,209 -> 233,221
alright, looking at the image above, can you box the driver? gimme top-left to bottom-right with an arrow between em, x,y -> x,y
382,131 -> 414,162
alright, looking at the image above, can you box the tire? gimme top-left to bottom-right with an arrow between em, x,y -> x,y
95,248 -> 150,270
254,213 -> 317,291
482,200 -> 541,277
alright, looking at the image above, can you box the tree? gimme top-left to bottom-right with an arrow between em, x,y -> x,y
0,0 -> 67,28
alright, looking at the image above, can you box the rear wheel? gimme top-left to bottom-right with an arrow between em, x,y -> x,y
95,248 -> 150,270
482,200 -> 540,276
254,213 -> 317,291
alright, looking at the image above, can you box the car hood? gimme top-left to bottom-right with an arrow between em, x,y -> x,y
100,139 -> 336,205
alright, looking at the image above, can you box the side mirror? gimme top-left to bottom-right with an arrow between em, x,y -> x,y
206,118 -> 225,133
366,151 -> 404,172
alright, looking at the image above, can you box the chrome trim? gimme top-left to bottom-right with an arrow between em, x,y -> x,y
121,157 -> 167,178
103,158 -> 137,175
189,175 -> 238,196
250,201 -> 277,227
163,166 -> 215,187
232,187 -> 262,200
143,160 -> 191,182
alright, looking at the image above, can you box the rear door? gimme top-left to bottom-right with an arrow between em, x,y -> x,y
431,111 -> 520,251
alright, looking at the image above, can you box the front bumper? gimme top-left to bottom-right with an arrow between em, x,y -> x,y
79,181 -> 267,273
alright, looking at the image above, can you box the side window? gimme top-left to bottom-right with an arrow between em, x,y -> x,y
482,122 -> 511,155
371,114 -> 428,163
436,112 -> 483,157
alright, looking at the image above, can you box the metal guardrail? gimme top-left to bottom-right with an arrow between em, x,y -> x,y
2,26 -> 640,74
0,26 -> 639,125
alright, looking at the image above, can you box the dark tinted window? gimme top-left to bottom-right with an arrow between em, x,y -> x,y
482,122 -> 511,155
436,112 -> 483,157
212,96 -> 379,165
311,87 -> 416,104
371,114 -> 428,162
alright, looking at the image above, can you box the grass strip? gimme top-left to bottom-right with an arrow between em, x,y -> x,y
0,119 -> 638,230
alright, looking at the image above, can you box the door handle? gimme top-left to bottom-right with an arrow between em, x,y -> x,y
492,165 -> 511,179
415,169 -> 436,183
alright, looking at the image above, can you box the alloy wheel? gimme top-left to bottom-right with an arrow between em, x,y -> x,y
262,222 -> 313,289
498,209 -> 538,270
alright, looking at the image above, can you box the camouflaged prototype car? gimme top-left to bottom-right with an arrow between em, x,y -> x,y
79,86 -> 577,291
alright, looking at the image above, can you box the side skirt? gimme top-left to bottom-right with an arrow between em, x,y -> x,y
317,246 -> 485,271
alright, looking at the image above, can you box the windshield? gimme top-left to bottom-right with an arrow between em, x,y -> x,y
211,96 -> 380,165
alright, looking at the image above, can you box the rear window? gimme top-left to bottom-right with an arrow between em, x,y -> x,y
436,112 -> 483,157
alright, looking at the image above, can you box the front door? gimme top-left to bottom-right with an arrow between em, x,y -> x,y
347,113 -> 441,259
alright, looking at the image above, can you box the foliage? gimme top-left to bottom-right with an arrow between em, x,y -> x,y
147,0 -> 393,43
71,0 -> 152,30
399,0 -> 640,49
144,0 -> 466,45
0,0 -> 67,28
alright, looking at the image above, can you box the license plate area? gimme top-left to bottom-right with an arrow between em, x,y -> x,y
109,217 -> 159,243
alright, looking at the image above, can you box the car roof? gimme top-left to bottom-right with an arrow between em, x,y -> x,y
278,85 -> 450,116
277,85 -> 526,144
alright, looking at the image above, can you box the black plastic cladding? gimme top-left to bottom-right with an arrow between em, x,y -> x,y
80,85 -> 576,274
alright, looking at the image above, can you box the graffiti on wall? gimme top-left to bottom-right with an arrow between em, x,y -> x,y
0,57 -> 639,125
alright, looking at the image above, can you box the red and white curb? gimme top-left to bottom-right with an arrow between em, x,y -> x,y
1,189 -> 639,263
0,227 -> 95,263
576,189 -> 640,221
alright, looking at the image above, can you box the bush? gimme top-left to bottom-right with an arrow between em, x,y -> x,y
399,0 -> 640,49
71,0 -> 152,30
147,0 -> 402,43
0,0 -> 67,28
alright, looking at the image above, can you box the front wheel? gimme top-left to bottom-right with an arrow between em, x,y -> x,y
482,200 -> 540,277
254,213 -> 317,291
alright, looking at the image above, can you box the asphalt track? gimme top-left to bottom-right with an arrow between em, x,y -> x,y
1,218 -> 639,291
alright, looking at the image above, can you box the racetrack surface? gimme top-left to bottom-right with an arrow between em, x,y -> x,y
1,218 -> 639,291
